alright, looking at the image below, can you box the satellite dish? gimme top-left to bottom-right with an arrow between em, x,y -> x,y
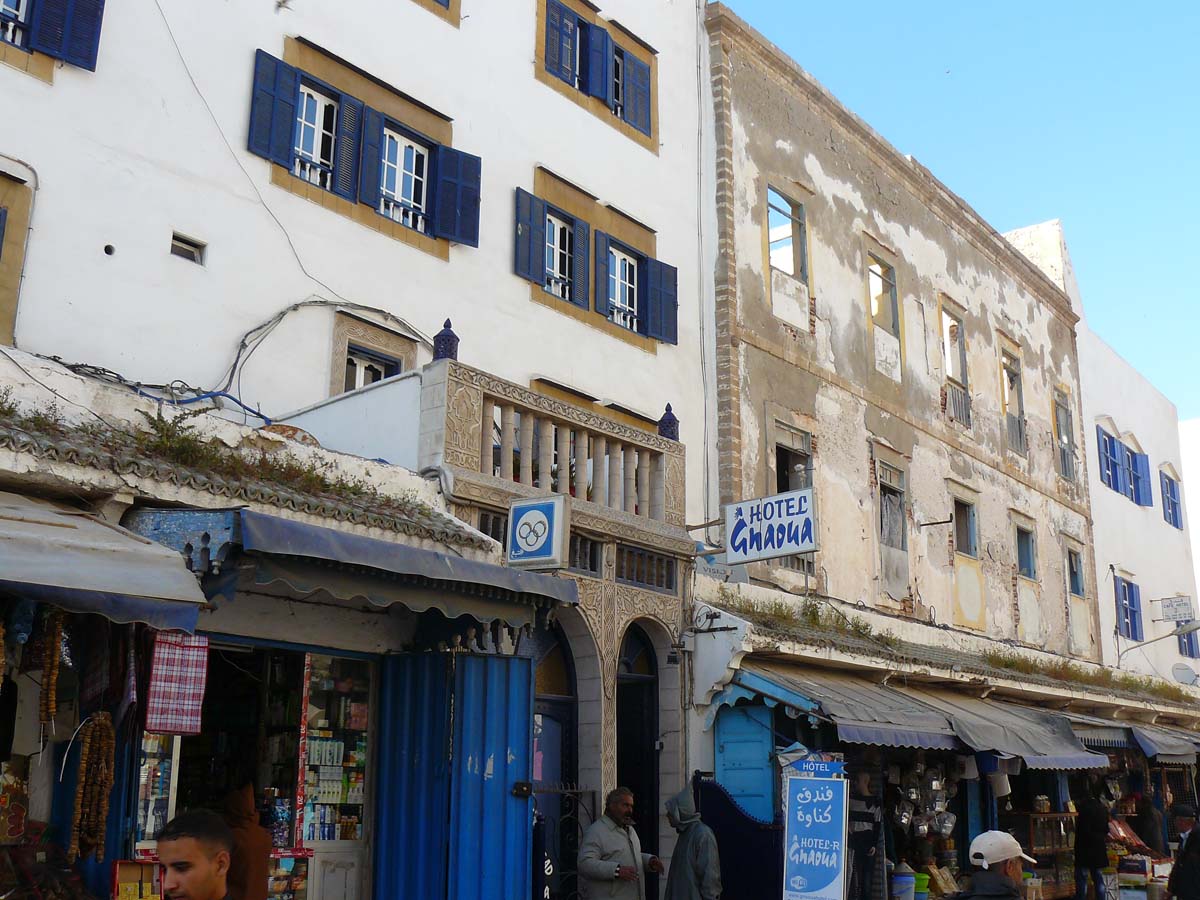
1171,663 -> 1199,686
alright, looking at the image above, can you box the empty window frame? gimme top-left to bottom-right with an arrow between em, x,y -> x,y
0,0 -> 27,47
607,243 -> 639,332
295,85 -> 339,189
344,346 -> 401,393
1053,389 -> 1076,481
878,462 -> 906,551
767,187 -> 807,281
1115,576 -> 1143,641
379,128 -> 429,232
544,211 -> 576,302
953,498 -> 977,558
776,444 -> 812,494
1162,472 -> 1184,529
1015,524 -> 1037,579
868,255 -> 899,337
1067,548 -> 1085,597
1002,351 -> 1027,455
478,509 -> 508,544
940,307 -> 967,386
170,233 -> 205,265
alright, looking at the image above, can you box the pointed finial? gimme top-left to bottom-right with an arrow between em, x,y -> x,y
433,319 -> 459,361
658,403 -> 679,440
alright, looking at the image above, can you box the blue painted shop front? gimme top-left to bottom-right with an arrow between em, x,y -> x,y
125,506 -> 575,900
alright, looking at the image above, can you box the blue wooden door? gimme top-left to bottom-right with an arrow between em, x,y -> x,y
714,705 -> 776,823
448,655 -> 535,900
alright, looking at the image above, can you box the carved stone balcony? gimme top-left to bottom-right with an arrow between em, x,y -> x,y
418,360 -> 690,553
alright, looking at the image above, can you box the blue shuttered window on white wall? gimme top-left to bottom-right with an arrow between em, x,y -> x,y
1097,426 -> 1156,508
1115,577 -> 1144,642
544,0 -> 652,137
248,50 -> 482,247
1179,620 -> 1200,659
25,0 -> 105,71
1162,472 -> 1184,530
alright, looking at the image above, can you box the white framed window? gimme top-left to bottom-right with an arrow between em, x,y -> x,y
608,245 -> 639,332
544,212 -> 574,301
344,346 -> 401,393
868,254 -> 899,337
611,49 -> 625,117
0,0 -> 27,46
379,128 -> 428,232
294,85 -> 338,190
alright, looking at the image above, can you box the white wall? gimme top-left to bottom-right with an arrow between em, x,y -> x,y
1,0 -> 712,522
1008,222 -> 1198,679
1180,418 -> 1200,614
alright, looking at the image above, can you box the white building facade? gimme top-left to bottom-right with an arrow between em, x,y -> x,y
1007,221 -> 1199,682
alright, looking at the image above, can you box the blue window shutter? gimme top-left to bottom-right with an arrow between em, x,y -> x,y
1133,453 -> 1153,506
29,0 -> 105,71
585,26 -> 613,101
1161,472 -> 1170,524
625,54 -> 651,135
570,218 -> 589,309
358,107 -> 384,210
513,188 -> 547,284
1130,583 -> 1143,642
0,207 -> 7,263
1096,427 -> 1110,488
594,231 -> 611,316
644,257 -> 678,344
1115,578 -> 1128,639
1115,445 -> 1131,498
248,50 -> 300,167
331,94 -> 363,202
545,0 -> 577,86
431,145 -> 482,247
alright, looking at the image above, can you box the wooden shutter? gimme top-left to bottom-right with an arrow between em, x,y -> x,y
644,257 -> 678,344
593,231 -> 611,317
513,188 -> 547,284
28,0 -> 106,71
570,218 -> 589,309
247,50 -> 300,167
625,54 -> 651,135
432,145 -> 483,247
585,25 -> 613,101
358,107 -> 385,210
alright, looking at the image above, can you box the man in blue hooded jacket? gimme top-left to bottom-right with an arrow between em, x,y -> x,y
663,786 -> 722,900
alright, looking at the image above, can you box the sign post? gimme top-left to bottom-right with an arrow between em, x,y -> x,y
783,773 -> 848,900
723,488 -> 818,566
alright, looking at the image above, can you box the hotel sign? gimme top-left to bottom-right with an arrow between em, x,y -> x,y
724,488 -> 818,565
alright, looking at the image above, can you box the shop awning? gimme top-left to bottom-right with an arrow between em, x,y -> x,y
1130,725 -> 1198,765
124,507 -> 577,630
892,686 -> 1110,770
0,491 -> 206,632
709,659 -> 961,749
1061,711 -> 1134,749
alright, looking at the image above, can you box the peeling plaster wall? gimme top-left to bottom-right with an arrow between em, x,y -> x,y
1008,221 -> 1198,679
707,7 -> 1098,659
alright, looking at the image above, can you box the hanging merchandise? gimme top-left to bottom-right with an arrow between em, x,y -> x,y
6,598 -> 36,646
39,609 -> 63,725
68,712 -> 115,864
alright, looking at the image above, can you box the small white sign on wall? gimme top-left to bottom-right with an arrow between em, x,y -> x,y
1160,595 -> 1195,623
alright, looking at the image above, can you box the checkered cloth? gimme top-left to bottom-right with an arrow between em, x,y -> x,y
145,632 -> 208,734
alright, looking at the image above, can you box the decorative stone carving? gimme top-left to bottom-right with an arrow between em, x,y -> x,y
443,380 -> 483,470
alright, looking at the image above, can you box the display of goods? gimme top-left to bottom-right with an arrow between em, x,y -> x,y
39,610 -> 63,724
68,712 -> 115,864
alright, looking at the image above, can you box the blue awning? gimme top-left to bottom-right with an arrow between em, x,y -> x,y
124,507 -> 577,630
1131,725 -> 1198,765
707,659 -> 961,750
0,491 -> 206,632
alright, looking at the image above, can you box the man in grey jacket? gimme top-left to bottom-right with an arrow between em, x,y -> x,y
579,787 -> 663,899
663,786 -> 721,900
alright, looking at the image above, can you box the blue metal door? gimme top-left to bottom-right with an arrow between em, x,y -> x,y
375,653 -> 453,899
714,704 -> 776,823
448,654 -> 534,900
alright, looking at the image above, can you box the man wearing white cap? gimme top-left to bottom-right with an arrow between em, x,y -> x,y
956,831 -> 1036,900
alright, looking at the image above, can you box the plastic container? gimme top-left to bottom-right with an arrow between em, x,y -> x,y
892,863 -> 916,900
913,873 -> 931,893
913,892 -> 928,900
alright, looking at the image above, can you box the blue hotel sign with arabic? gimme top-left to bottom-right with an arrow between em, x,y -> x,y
724,488 -> 818,566
783,775 -> 848,900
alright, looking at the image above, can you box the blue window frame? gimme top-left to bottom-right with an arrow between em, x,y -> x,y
1097,426 -> 1153,507
1179,620 -> 1200,659
1097,427 -> 1123,491
1115,577 -> 1144,642
1067,548 -> 1084,597
3,0 -> 105,70
249,51 -> 481,247
1015,525 -> 1036,580
543,1 -> 652,137
1162,472 -> 1183,529
594,232 -> 678,344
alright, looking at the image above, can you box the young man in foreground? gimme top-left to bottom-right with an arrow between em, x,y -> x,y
157,810 -> 236,900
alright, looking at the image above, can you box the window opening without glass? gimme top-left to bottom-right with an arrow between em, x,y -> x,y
545,212 -> 574,302
1002,351 -> 1027,455
878,462 -> 906,551
1054,389 -> 1075,480
1067,548 -> 1084,597
1016,525 -> 1036,579
868,254 -> 899,337
170,233 -> 206,265
953,499 -> 977,558
608,244 -> 639,332
379,128 -> 428,232
294,86 -> 339,190
768,188 -> 806,281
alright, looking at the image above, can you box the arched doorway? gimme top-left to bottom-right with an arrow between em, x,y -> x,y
530,624 -> 577,900
617,623 -> 659,876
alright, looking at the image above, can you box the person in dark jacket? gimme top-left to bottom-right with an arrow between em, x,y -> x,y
1168,804 -> 1200,900
1131,793 -> 1166,857
958,831 -> 1035,900
1075,787 -> 1110,900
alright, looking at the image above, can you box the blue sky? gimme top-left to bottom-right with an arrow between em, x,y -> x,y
724,1 -> 1200,418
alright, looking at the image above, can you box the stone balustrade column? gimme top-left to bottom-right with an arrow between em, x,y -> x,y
592,435 -> 608,507
637,449 -> 651,518
480,399 -> 495,475
608,442 -> 623,509
500,405 -> 515,481
575,430 -> 590,501
623,446 -> 638,514
539,419 -> 554,490
519,413 -> 534,486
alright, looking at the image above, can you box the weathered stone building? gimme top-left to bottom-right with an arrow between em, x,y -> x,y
704,4 -> 1098,657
